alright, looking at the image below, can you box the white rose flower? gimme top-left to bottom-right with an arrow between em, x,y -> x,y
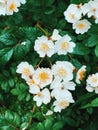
72,19 -> 91,34
33,88 -> 51,106
34,36 -> 55,57
55,34 -> 76,55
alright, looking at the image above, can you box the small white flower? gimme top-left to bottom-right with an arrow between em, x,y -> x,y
51,29 -> 62,41
87,0 -> 98,18
86,73 -> 98,94
53,99 -> 70,112
87,73 -> 98,87
53,93 -> 75,112
33,68 -> 53,88
72,19 -> 91,34
46,110 -> 53,116
33,88 -> 51,106
64,4 -> 82,23
52,61 -> 74,81
55,35 -> 76,55
76,65 -> 86,84
51,81 -> 75,101
16,62 -> 34,80
6,0 -> 20,15
34,36 -> 55,57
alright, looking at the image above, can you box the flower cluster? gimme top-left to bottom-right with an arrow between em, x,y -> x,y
64,0 -> 98,34
86,72 -> 98,94
16,61 -> 76,112
0,0 -> 26,15
34,29 -> 76,57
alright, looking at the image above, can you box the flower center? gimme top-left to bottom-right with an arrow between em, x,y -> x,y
27,79 -> 35,86
92,77 -> 97,83
61,85 -> 65,90
23,68 -> 30,75
39,72 -> 50,82
70,13 -> 75,19
92,8 -> 96,12
10,3 -> 16,11
61,42 -> 69,50
59,100 -> 69,109
41,43 -> 49,52
57,68 -> 67,77
77,23 -> 85,29
79,70 -> 86,80
37,92 -> 43,97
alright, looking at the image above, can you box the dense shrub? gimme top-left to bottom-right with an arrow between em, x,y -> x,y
0,0 -> 98,130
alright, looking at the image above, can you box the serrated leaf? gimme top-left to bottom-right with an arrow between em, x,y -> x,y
0,110 -> 21,129
0,48 -> 13,65
13,40 -> 31,59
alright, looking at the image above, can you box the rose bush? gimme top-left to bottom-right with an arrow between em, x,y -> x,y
0,0 -> 98,130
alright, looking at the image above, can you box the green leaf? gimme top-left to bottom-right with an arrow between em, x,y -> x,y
52,122 -> 63,130
45,0 -> 55,6
44,6 -> 56,15
13,40 -> 31,59
8,79 -> 14,87
11,88 -> 21,95
44,119 -> 52,130
73,43 -> 90,55
37,123 -> 45,130
0,110 -> 21,129
87,35 -> 98,47
0,48 -> 13,65
18,93 -> 25,101
95,44 -> 98,57
20,122 -> 28,130
0,32 -> 16,46
80,98 -> 98,109
64,117 -> 76,127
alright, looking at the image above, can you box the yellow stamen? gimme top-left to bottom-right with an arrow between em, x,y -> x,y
10,3 -> 16,11
61,42 -> 69,50
92,77 -> 97,83
39,72 -> 50,82
37,92 -> 43,97
70,13 -> 75,19
41,43 -> 49,52
59,101 -> 69,109
57,68 -> 67,77
78,23 -> 85,29
23,68 -> 30,75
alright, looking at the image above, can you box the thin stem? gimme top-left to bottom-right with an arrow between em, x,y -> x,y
28,105 -> 36,126
36,23 -> 49,36
46,57 -> 52,68
35,58 -> 45,68
9,124 -> 19,130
